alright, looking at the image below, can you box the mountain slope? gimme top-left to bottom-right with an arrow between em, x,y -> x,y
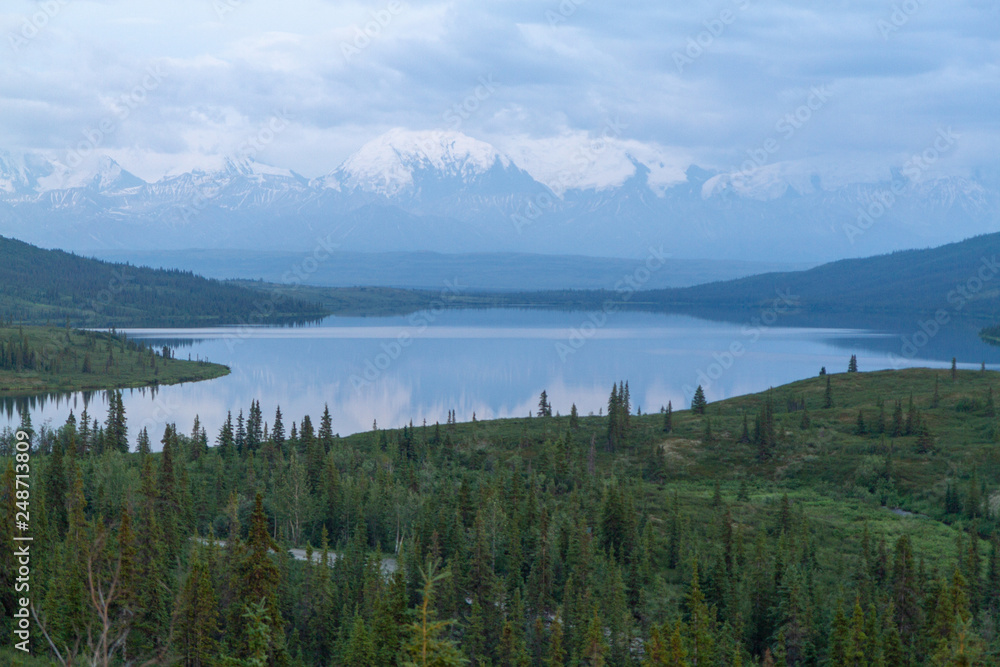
0,235 -> 327,326
0,131 -> 997,261
658,231 -> 1000,318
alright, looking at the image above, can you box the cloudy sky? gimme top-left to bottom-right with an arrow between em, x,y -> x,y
1,0 -> 997,188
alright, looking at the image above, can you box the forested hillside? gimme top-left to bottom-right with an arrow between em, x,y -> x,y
441,232 -> 1000,324
657,232 -> 1000,317
2,366 -> 999,665
0,235 -> 327,327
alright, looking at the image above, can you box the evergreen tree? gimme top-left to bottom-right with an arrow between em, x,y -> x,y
570,403 -> 579,429
823,375 -> 833,409
318,403 -> 335,451
400,560 -> 467,667
691,386 -> 707,415
235,409 -> 246,454
272,405 -> 286,452
663,401 -> 673,433
43,439 -> 68,536
890,400 -> 903,437
855,409 -> 867,436
104,390 -> 128,453
343,613 -> 378,666
538,390 -> 552,418
848,354 -> 858,373
684,561 -> 716,666
173,546 -> 220,666
247,400 -> 263,453
131,456 -> 172,658
581,609 -> 608,666
547,617 -> 566,667
136,427 -> 151,458
216,411 -> 234,457
233,493 -> 288,664
738,412 -> 751,443
985,533 -> 1000,615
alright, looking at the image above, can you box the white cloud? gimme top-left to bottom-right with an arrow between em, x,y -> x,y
0,0 -> 996,186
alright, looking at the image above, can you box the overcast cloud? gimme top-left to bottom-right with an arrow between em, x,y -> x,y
1,0 -> 997,187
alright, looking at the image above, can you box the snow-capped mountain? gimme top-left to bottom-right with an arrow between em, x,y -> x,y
1,130 -> 997,261
320,129 -> 519,196
0,151 -> 144,198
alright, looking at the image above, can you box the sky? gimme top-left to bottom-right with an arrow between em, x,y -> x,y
1,0 -> 998,189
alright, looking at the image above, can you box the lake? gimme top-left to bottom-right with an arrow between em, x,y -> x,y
4,309 -> 999,448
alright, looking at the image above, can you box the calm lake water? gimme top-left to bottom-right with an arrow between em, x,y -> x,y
4,309 -> 999,448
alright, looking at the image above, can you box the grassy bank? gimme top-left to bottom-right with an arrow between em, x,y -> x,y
0,325 -> 228,397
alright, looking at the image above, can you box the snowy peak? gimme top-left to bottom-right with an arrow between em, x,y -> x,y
0,150 -> 41,194
0,151 -> 144,196
221,156 -> 301,182
331,129 -> 516,197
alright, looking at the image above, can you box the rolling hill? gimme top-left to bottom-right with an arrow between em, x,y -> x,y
0,235 -> 327,327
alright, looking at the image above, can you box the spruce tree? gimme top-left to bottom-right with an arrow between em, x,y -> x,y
581,609 -> 609,667
890,400 -> 903,437
538,390 -> 552,418
400,560 -> 467,667
272,406 -> 286,452
855,409 -> 867,436
319,403 -> 335,451
131,457 -> 172,658
234,493 -> 288,664
546,618 -> 566,667
691,385 -> 707,415
823,375 -> 833,409
136,427 -> 151,458
216,412 -> 234,457
235,409 -> 246,455
342,613 -> 377,666
663,401 -> 673,433
173,547 -> 220,666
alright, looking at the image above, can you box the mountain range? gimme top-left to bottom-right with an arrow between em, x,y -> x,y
1,129 -> 997,262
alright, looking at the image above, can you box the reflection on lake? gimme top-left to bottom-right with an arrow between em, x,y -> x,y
4,309 -> 999,449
